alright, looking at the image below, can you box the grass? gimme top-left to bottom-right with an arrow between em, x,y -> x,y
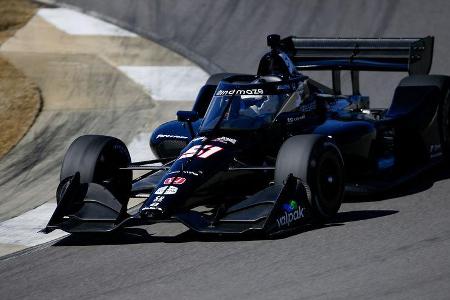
0,0 -> 41,159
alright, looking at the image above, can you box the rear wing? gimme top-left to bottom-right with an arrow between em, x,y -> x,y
261,34 -> 434,95
279,36 -> 434,75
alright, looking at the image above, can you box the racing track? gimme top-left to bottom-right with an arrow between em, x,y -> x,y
0,9 -> 204,252
1,1 -> 450,299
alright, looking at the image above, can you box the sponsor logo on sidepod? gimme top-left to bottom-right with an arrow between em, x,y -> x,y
276,200 -> 305,228
156,134 -> 189,140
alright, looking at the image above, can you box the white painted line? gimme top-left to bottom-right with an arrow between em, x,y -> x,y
0,133 -> 156,249
0,134 -> 156,251
118,66 -> 209,101
37,8 -> 137,37
0,203 -> 67,247
127,132 -> 157,162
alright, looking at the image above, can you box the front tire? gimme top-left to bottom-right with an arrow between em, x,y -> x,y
275,135 -> 345,220
60,135 -> 132,206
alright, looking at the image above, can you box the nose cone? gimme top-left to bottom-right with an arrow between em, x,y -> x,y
140,136 -> 237,217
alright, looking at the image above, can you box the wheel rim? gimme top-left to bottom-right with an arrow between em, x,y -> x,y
319,158 -> 340,200
313,151 -> 343,214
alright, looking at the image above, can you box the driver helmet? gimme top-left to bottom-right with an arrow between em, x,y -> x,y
238,76 -> 284,117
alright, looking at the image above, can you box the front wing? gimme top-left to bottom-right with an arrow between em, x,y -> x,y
42,174 -> 312,236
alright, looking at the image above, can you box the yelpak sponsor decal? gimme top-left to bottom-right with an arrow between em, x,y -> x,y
276,200 -> 305,228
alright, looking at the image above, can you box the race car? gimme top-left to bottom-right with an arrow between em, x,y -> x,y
44,34 -> 450,236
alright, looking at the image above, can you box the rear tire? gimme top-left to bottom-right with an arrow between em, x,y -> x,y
390,75 -> 450,160
60,135 -> 132,206
439,89 -> 450,158
275,135 -> 345,220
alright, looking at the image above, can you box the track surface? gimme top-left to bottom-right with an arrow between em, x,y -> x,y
1,1 -> 450,299
0,9 -> 200,254
0,11 -> 196,222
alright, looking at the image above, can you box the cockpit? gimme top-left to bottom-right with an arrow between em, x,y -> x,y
199,76 -> 306,133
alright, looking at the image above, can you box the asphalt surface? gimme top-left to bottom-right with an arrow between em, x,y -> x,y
1,1 -> 450,299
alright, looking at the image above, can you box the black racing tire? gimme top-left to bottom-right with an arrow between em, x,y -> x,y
393,75 -> 450,158
439,89 -> 450,158
60,135 -> 132,205
275,135 -> 345,220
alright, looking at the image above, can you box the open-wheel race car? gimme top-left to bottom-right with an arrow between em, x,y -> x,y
44,34 -> 450,236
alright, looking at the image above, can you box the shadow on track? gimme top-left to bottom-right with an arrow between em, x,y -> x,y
52,209 -> 398,246
345,164 -> 450,203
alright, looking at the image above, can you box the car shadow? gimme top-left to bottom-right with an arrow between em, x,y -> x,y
264,209 -> 398,241
52,209 -> 398,246
345,163 -> 450,203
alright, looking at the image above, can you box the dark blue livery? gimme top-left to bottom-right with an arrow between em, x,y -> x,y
44,34 -> 450,236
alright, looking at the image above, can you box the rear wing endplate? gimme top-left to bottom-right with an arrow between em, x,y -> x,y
279,36 -> 434,75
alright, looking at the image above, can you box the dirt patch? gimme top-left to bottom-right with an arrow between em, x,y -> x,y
0,57 -> 41,159
0,0 -> 39,43
0,0 -> 41,159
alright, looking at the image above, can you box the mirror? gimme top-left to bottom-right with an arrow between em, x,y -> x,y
177,110 -> 199,122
